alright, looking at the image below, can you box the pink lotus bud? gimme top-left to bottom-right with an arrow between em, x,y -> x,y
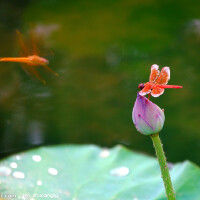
132,93 -> 165,135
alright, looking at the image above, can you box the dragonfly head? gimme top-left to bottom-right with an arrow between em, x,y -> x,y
138,83 -> 144,90
40,57 -> 49,65
28,55 -> 49,65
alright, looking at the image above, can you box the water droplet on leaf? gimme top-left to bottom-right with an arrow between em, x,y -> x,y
0,166 -> 12,176
99,149 -> 110,158
110,166 -> 129,177
37,180 -> 42,186
10,162 -> 18,169
32,155 -> 42,162
13,171 -> 25,179
48,167 -> 58,175
15,155 -> 21,160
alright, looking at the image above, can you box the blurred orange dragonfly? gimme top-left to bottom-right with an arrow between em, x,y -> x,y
0,30 -> 58,84
138,64 -> 182,97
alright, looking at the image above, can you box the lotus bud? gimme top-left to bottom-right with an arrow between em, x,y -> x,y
132,93 -> 165,135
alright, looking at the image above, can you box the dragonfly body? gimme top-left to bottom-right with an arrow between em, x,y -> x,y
153,84 -> 182,89
0,55 -> 49,66
0,31 -> 58,84
139,64 -> 182,97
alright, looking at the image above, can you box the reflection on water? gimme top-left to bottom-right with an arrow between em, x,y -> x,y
27,120 -> 44,145
185,19 -> 200,38
0,0 -> 200,164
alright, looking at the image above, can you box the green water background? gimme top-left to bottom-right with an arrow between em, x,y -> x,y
0,0 -> 199,165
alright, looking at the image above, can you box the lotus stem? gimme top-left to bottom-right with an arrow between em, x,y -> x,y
150,133 -> 176,200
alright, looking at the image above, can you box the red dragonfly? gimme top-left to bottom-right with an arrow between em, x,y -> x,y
0,30 -> 58,84
138,64 -> 182,97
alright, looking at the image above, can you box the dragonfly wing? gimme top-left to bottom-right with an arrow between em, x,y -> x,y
42,65 -> 59,77
16,30 -> 30,56
149,64 -> 160,83
139,83 -> 151,96
30,29 -> 40,55
21,65 -> 46,84
155,67 -> 170,85
151,87 -> 164,97
29,67 -> 46,84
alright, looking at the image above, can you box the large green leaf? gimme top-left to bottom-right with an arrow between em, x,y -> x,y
0,145 -> 199,200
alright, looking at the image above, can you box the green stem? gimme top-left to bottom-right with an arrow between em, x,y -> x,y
150,133 -> 176,200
